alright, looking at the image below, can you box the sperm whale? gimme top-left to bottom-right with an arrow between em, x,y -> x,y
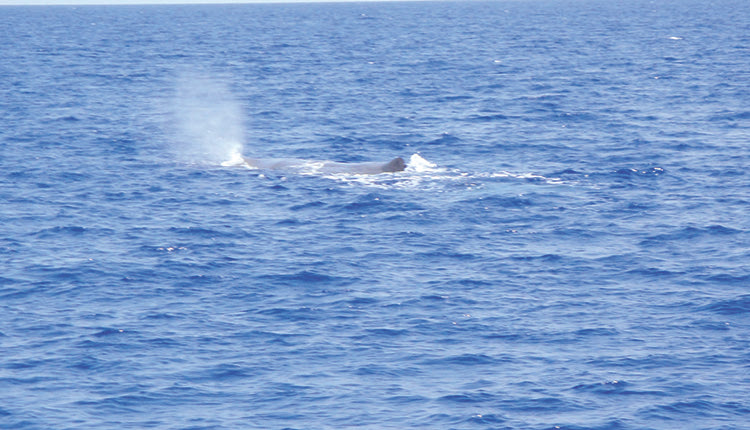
233,156 -> 406,174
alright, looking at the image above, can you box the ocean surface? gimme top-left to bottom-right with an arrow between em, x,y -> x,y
1,0 -> 749,428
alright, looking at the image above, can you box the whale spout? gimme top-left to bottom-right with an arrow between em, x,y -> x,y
382,157 -> 406,172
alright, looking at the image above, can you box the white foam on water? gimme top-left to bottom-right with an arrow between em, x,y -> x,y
406,153 -> 438,173
220,151 -> 246,167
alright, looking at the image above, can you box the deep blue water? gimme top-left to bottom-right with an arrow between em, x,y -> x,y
1,0 -> 749,428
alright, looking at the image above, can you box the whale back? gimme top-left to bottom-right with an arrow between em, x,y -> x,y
240,156 -> 406,174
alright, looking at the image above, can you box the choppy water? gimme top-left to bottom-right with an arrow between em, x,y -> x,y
1,0 -> 749,429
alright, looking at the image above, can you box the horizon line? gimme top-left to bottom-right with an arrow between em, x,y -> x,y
1,0 -> 440,5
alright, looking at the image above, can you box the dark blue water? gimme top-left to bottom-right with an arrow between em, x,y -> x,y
1,1 -> 749,429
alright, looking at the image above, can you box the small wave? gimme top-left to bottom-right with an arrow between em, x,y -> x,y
477,171 -> 565,184
364,328 -> 409,337
92,327 -> 126,337
641,399 -> 749,420
256,270 -> 355,288
709,111 -> 750,122
572,380 -> 629,395
438,392 -> 498,403
423,353 -> 506,366
466,194 -> 534,208
614,167 -> 666,177
34,226 -> 87,236
167,226 -> 228,237
466,413 -> 507,425
426,133 -> 462,145
640,224 -> 742,245
282,270 -> 338,283
571,380 -> 665,396
699,294 -> 750,315
33,226 -> 115,239
464,113 -> 509,122
256,306 -> 325,322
